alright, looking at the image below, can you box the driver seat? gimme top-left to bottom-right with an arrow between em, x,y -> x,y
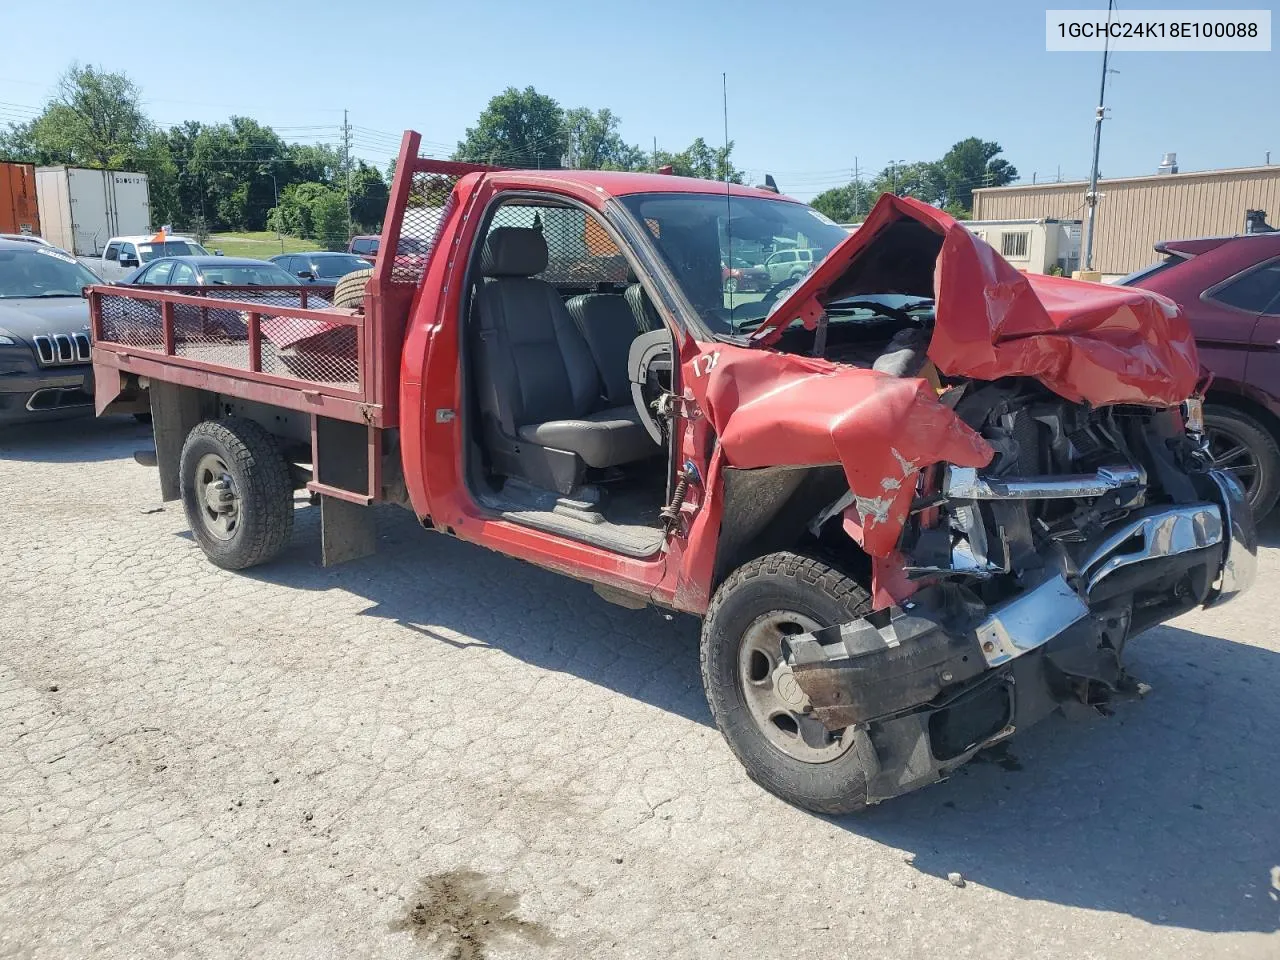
472,227 -> 657,494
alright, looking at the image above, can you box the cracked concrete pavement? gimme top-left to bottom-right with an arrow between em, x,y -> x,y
1,416 -> 1277,959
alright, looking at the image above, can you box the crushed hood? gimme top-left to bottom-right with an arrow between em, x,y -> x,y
750,193 -> 1199,407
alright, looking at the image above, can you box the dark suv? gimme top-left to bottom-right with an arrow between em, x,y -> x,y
1122,231 -> 1280,515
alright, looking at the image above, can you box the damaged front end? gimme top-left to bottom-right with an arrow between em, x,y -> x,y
783,388 -> 1256,803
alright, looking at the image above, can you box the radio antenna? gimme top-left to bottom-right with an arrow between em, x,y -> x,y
723,72 -> 735,318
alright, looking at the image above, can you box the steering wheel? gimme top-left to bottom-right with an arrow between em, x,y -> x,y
730,277 -> 803,328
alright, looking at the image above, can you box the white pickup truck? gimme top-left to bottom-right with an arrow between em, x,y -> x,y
85,235 -> 212,282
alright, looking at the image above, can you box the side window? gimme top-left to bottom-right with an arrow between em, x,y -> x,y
169,262 -> 197,285
104,242 -> 120,262
143,261 -> 174,285
1208,260 -> 1280,315
352,238 -> 376,256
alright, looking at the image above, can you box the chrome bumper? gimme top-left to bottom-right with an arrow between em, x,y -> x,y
963,473 -> 1254,669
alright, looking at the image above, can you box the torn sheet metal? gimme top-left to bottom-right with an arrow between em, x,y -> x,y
685,344 -> 993,557
750,193 -> 1199,407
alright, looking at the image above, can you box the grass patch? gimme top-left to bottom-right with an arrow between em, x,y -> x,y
205,232 -> 323,259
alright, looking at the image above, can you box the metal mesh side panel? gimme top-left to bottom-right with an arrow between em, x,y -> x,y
98,293 -> 164,348
484,202 -> 630,289
392,171 -> 458,284
96,289 -> 358,390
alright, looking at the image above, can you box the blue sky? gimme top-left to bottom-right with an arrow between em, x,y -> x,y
0,0 -> 1274,200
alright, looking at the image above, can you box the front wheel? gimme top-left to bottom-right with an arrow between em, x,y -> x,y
179,418 -> 295,570
700,552 -> 872,814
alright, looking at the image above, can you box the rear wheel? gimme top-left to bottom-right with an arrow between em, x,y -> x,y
179,418 -> 294,570
701,551 -> 872,815
1203,404 -> 1280,517
724,276 -> 739,294
332,268 -> 373,311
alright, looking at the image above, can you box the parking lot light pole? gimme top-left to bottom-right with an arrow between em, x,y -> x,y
1083,0 -> 1116,274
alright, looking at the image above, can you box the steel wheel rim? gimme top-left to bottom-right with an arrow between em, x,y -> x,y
1206,424 -> 1262,505
195,453 -> 240,541
738,610 -> 853,764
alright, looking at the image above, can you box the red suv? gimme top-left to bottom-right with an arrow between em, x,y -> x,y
1123,231 -> 1280,516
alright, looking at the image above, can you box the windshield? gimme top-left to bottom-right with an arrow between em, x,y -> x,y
138,241 -> 208,262
314,254 -> 372,278
201,263 -> 298,286
0,246 -> 100,298
619,192 -> 849,337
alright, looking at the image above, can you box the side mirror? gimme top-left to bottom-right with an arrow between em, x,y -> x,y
214,250 -> 224,256
119,257 -> 138,268
297,270 -> 316,281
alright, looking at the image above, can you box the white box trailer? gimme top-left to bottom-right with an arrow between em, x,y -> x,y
34,166 -> 151,258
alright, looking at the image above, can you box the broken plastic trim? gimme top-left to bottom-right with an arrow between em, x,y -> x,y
943,465 -> 1143,501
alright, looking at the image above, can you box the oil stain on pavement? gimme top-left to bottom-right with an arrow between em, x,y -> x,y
390,870 -> 553,959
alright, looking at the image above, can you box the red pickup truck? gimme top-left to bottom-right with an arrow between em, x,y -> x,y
90,131 -> 1256,814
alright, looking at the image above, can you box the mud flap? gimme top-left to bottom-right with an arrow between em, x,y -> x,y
320,495 -> 376,566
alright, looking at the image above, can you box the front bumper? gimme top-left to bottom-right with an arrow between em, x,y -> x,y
0,364 -> 94,424
784,468 -> 1256,803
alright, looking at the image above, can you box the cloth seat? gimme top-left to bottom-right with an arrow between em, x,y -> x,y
472,227 -> 656,484
518,406 -> 654,468
565,292 -> 649,406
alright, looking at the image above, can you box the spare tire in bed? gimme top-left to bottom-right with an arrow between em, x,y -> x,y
333,268 -> 373,311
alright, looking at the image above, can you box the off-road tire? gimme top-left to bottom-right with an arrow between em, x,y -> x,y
179,418 -> 294,570
701,551 -> 873,815
1204,404 -> 1280,518
333,268 -> 373,311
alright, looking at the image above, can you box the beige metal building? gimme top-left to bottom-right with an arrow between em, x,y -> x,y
972,164 -> 1280,276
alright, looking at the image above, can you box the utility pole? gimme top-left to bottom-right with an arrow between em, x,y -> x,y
853,157 -> 860,218
1083,0 -> 1116,274
653,136 -> 658,171
341,109 -> 353,246
889,160 -> 905,197
269,168 -> 282,253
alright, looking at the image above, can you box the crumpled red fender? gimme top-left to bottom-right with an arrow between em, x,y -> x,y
686,344 -> 993,557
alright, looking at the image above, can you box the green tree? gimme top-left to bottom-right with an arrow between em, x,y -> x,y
564,107 -> 645,170
348,161 -> 388,231
810,182 -> 873,223
312,191 -> 348,251
655,137 -> 743,183
454,86 -> 566,168
933,137 -> 1018,210
185,117 -> 289,230
0,64 -> 150,167
287,143 -> 343,187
